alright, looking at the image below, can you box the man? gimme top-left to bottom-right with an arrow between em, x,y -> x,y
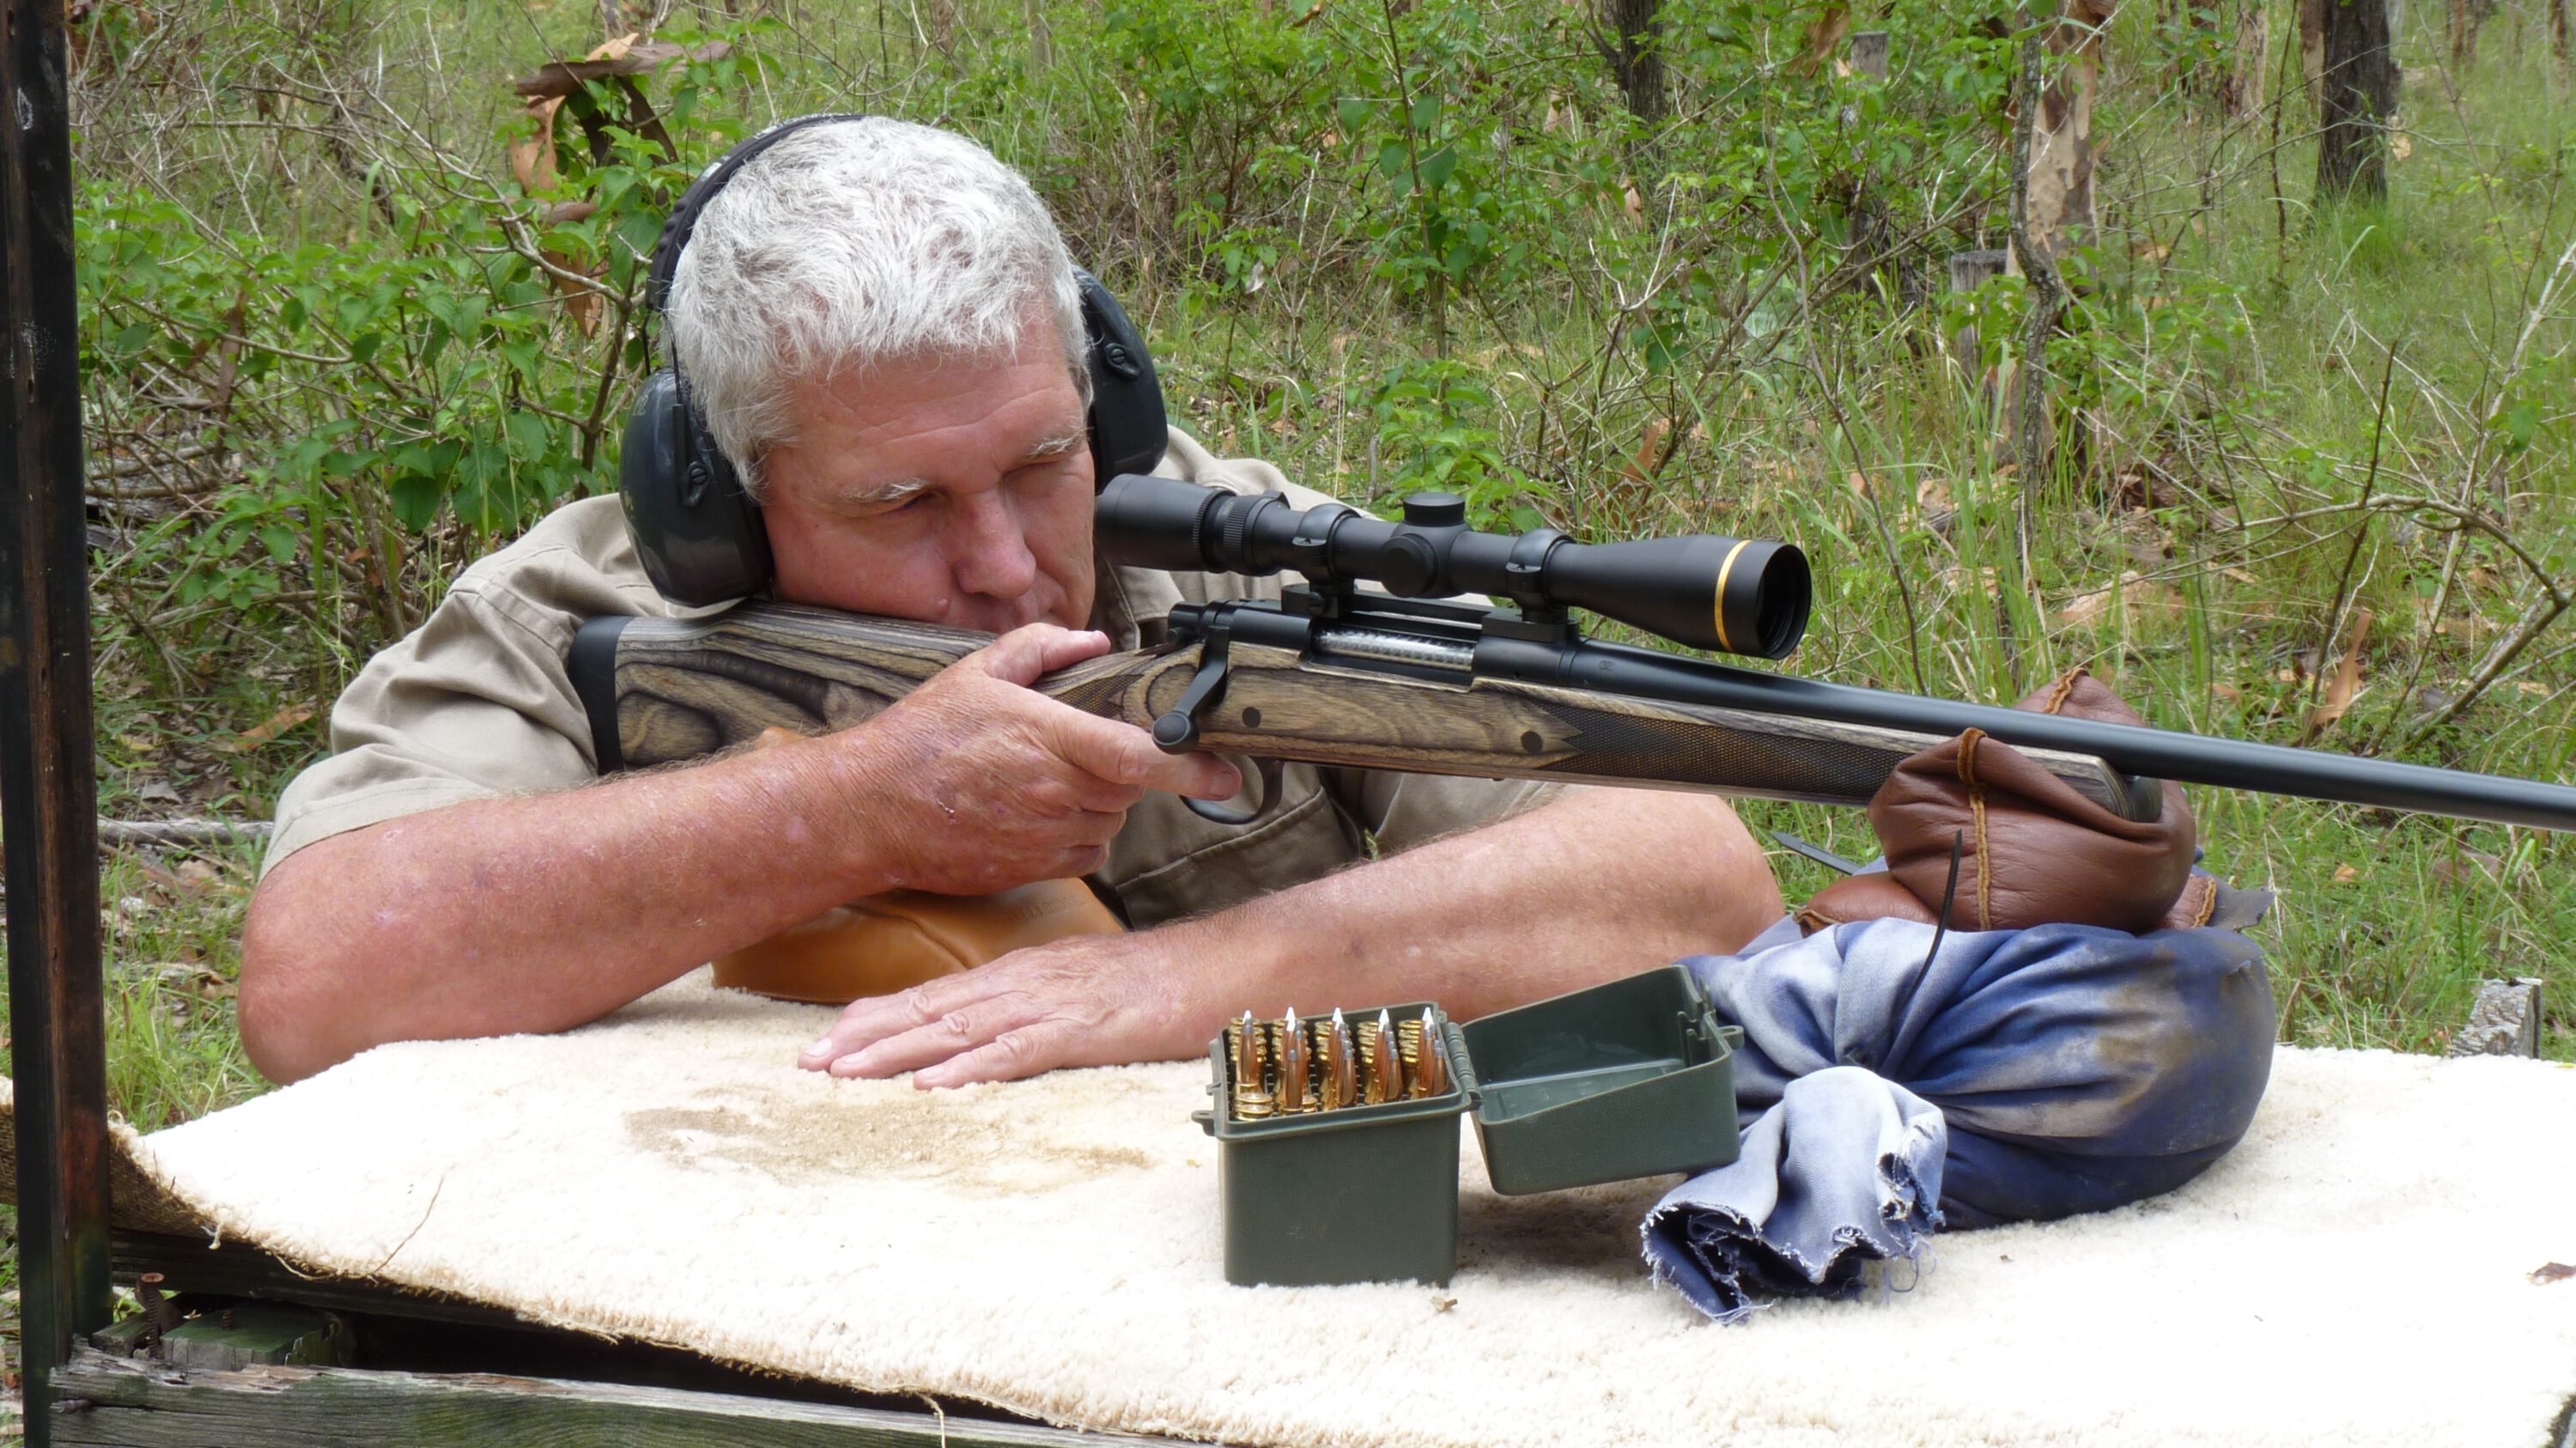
238,118 -> 1785,1086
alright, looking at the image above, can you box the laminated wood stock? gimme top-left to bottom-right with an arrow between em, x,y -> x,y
587,603 -> 2147,818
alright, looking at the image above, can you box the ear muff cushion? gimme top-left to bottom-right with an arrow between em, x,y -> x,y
1078,271 -> 1169,485
618,371 -> 775,605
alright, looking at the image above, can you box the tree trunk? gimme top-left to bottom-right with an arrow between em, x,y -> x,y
2220,0 -> 2269,117
2555,0 -> 2571,85
2020,0 -> 2115,265
2300,0 -> 2327,91
1599,0 -> 1669,122
2316,0 -> 2397,203
2448,0 -> 2494,64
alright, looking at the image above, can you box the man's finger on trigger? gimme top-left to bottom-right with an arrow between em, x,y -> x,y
1049,710 -> 1242,800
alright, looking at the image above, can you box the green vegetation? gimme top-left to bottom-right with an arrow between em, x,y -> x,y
4,0 -> 2572,1241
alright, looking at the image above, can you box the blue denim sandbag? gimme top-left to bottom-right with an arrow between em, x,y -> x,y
1642,908 -> 2276,1321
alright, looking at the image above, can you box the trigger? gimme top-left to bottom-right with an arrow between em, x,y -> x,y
1186,757 -> 1284,827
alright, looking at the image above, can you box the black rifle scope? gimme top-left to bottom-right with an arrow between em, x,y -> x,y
1096,473 -> 1811,660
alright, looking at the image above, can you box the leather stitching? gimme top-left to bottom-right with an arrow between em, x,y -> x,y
1957,729 -> 1993,929
2188,876 -> 2217,928
2041,666 -> 2087,716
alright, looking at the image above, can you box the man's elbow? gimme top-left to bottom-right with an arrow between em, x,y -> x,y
237,866 -> 357,1085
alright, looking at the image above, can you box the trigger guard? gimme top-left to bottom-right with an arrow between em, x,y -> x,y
1184,756 -> 1285,827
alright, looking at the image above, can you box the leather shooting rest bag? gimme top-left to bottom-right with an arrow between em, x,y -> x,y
1797,667 -> 2224,935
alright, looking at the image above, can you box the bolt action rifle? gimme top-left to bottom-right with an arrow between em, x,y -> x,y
568,475 -> 2576,835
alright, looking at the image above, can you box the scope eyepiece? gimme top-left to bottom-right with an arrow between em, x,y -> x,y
1095,473 -> 1809,660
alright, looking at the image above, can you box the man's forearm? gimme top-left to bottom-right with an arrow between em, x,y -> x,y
240,739 -> 890,1084
1166,788 -> 1782,1031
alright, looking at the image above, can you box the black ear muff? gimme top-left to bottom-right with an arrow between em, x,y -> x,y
1078,270 -> 1169,487
618,371 -> 775,606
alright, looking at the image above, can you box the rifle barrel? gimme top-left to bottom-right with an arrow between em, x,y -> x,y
1502,637 -> 2576,832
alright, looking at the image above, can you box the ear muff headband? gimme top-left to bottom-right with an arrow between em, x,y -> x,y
619,115 -> 1170,606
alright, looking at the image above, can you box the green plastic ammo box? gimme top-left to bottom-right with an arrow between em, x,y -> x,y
1194,964 -> 1744,1287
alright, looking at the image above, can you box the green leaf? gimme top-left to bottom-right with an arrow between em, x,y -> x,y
1377,142 -> 1412,181
504,412 -> 554,464
1337,97 -> 1370,133
2502,400 -> 2541,448
388,473 -> 443,531
1409,96 -> 1440,136
1418,145 -> 1458,192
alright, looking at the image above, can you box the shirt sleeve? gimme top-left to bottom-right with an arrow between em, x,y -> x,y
262,576 -> 604,877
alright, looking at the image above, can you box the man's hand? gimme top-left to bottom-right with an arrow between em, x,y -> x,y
818,624 -> 1240,896
798,930 -> 1212,1087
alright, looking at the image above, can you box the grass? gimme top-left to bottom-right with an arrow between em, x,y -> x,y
1,0 -> 2573,1421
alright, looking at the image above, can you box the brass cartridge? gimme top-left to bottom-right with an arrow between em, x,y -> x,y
1413,1009 -> 1449,1098
1366,1008 -> 1401,1104
1326,1008 -> 1358,1110
1279,1007 -> 1310,1114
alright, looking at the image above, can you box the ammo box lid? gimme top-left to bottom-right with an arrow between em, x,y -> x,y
1447,964 -> 1742,1196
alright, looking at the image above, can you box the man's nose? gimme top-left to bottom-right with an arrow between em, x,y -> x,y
948,489 -> 1039,599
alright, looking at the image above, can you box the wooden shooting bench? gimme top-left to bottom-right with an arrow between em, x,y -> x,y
39,1231 -> 1169,1447
0,11 -> 1151,1443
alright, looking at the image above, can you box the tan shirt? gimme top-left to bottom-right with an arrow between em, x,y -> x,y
268,432 -> 1562,928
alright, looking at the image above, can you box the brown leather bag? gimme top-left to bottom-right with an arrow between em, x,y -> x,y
1797,668 -> 2223,935
708,727 -> 1127,1005
714,878 -> 1126,1005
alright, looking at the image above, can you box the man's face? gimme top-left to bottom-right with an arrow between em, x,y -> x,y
756,319 -> 1096,633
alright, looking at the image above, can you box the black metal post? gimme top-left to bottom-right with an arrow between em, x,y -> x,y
0,0 -> 115,1439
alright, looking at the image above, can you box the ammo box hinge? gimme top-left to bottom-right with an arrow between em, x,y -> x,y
1440,1019 -> 1481,1108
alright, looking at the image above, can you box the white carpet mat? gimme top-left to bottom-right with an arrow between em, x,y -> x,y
32,970 -> 2576,1448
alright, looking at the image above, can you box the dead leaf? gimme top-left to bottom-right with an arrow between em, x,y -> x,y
2390,132 -> 2412,162
1623,418 -> 1676,484
219,702 -> 318,754
1845,469 -> 1873,499
2301,607 -> 2373,743
1936,565 -> 2000,600
115,733 -> 159,755
2057,572 -> 2182,629
2223,567 -> 2259,586
1621,180 -> 1644,224
2331,864 -> 2362,885
2430,852 -> 2504,887
1915,476 -> 1953,514
2210,682 -> 2241,702
135,781 -> 179,804
2531,1262 -> 2576,1285
2131,240 -> 2171,262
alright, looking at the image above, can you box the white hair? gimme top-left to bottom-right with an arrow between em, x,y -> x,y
663,118 -> 1089,496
